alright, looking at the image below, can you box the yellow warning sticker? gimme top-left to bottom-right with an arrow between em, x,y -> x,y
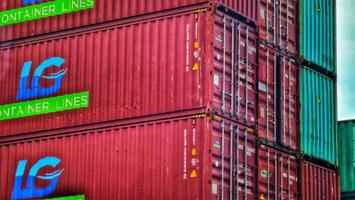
190,169 -> 197,178
194,41 -> 199,49
192,148 -> 197,156
192,63 -> 200,71
260,194 -> 265,200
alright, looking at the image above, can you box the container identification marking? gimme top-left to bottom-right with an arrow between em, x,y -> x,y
0,0 -> 95,27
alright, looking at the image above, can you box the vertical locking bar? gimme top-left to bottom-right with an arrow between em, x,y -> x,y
280,157 -> 283,200
288,158 -> 291,200
267,150 -> 270,200
237,24 -> 241,118
221,121 -> 225,200
266,0 -> 269,41
288,61 -> 292,147
244,130 -> 248,200
236,126 -> 240,200
273,0 -> 277,45
286,0 -> 289,50
283,57 -> 286,144
231,21 -> 235,116
275,154 -> 278,200
279,0 -> 282,47
230,124 -> 234,200
245,27 -> 249,122
222,16 -> 227,113
273,53 -> 277,142
266,49 -> 270,140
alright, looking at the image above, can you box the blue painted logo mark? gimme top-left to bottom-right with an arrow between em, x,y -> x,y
17,57 -> 67,101
11,156 -> 64,200
23,0 -> 42,5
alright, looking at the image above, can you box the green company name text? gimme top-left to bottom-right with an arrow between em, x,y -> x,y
0,92 -> 89,121
45,195 -> 85,200
0,0 -> 94,27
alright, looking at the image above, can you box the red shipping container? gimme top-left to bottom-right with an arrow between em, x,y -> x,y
258,0 -> 298,55
0,113 -> 257,200
258,145 -> 299,200
301,161 -> 340,200
0,0 -> 259,42
0,6 -> 258,136
257,44 -> 298,149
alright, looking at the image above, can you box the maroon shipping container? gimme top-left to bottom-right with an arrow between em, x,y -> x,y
258,0 -> 298,55
257,44 -> 298,149
258,145 -> 299,200
301,161 -> 340,200
0,7 -> 258,136
0,113 -> 257,200
0,0 -> 259,42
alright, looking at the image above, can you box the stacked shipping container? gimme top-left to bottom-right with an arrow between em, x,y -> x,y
0,0 -> 338,199
338,120 -> 355,199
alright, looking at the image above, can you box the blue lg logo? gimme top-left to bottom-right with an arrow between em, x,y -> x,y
23,0 -> 42,5
11,156 -> 64,200
17,57 -> 67,101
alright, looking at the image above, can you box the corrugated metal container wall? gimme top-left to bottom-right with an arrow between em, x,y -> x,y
299,0 -> 335,72
0,8 -> 258,136
0,114 -> 257,200
301,161 -> 340,200
338,120 -> 355,192
258,45 -> 298,149
257,145 -> 299,200
258,0 -> 298,55
300,67 -> 337,164
0,0 -> 259,42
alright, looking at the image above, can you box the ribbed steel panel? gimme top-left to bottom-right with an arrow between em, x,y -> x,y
301,161 -> 340,200
258,0 -> 298,55
300,67 -> 337,164
0,0 -> 260,42
0,8 -> 258,137
0,114 -> 257,200
257,145 -> 299,200
299,0 -> 335,72
258,45 -> 298,149
338,120 -> 355,192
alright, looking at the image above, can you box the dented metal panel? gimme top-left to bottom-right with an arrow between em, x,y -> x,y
301,161 -> 340,200
258,145 -> 299,200
258,45 -> 298,149
0,113 -> 256,200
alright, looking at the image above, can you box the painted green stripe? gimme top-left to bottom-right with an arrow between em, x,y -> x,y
0,91 -> 89,121
45,195 -> 85,200
0,0 -> 94,27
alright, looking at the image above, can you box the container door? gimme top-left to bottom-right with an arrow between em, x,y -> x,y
258,0 -> 278,47
280,56 -> 298,149
213,11 -> 257,127
278,0 -> 298,55
258,45 -> 277,143
210,118 -> 257,200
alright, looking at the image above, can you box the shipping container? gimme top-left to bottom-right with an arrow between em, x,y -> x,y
301,161 -> 340,200
257,144 -> 299,200
0,113 -> 257,200
0,6 -> 258,136
341,192 -> 355,200
299,0 -> 336,72
300,67 -> 337,165
338,120 -> 355,192
258,0 -> 298,55
0,0 -> 260,42
258,44 -> 298,149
